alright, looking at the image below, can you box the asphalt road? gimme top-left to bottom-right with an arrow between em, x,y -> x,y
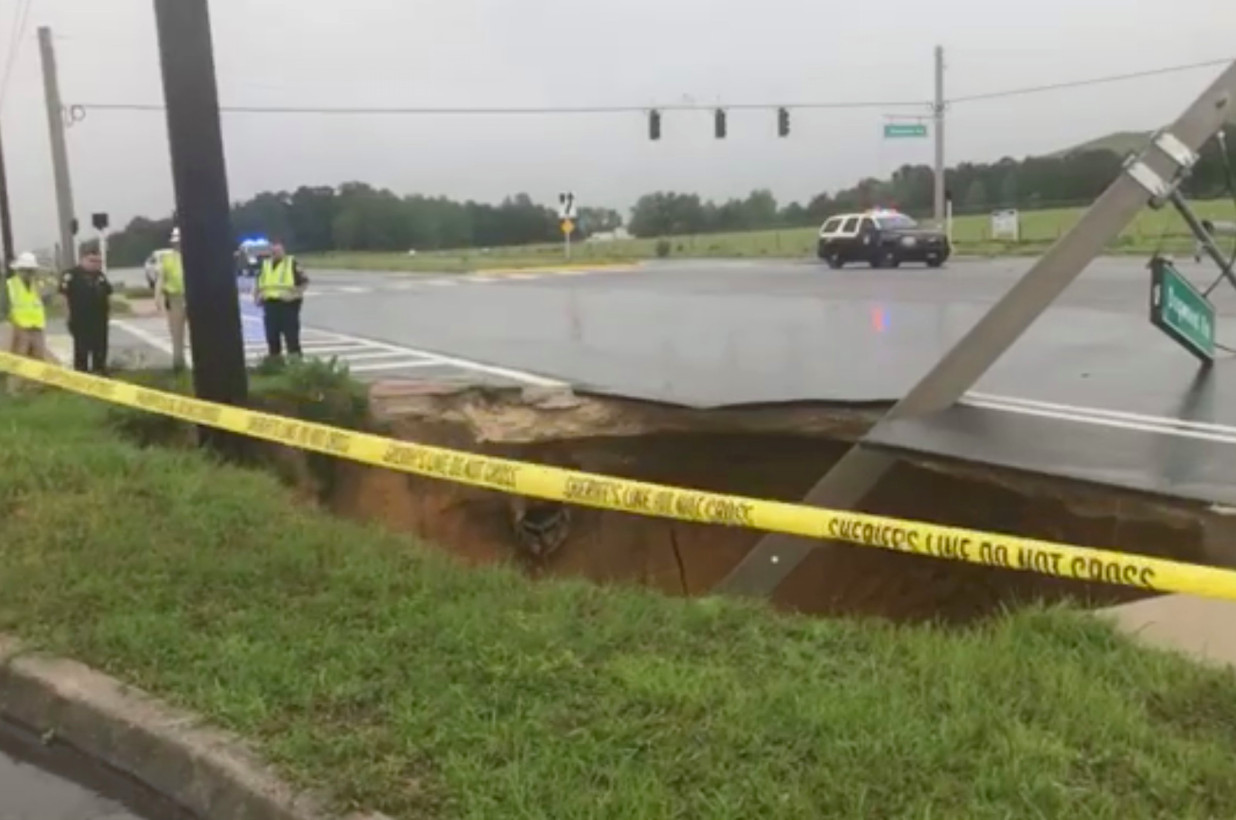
0,747 -> 146,820
294,256 -> 1236,405
102,255 -> 1236,504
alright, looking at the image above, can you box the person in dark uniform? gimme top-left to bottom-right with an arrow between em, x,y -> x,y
254,240 -> 309,359
59,250 -> 113,373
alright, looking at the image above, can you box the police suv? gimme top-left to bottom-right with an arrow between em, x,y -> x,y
235,238 -> 273,278
816,209 -> 950,269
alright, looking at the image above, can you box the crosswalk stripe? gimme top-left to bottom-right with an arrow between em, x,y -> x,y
348,359 -> 444,373
329,350 -> 423,362
110,315 -> 563,387
46,334 -> 73,365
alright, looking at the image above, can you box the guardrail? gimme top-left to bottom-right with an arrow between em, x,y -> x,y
4,349 -> 1236,602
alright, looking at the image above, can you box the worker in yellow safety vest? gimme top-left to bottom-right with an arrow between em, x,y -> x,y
154,226 -> 188,371
2,252 -> 52,362
254,239 -> 309,359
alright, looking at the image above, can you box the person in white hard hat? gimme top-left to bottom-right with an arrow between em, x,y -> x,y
153,226 -> 188,370
1,252 -> 53,365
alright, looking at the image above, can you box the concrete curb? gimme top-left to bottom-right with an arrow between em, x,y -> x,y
0,635 -> 389,820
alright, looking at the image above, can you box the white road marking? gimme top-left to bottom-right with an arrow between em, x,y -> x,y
328,350 -> 416,362
307,327 -> 565,386
966,391 -> 1236,435
112,319 -> 177,354
348,359 -> 448,373
960,391 -> 1236,445
111,316 -> 563,387
46,334 -> 73,364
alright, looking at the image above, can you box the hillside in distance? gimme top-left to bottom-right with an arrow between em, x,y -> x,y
1052,130 -> 1150,157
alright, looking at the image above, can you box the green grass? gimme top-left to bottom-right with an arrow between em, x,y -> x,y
43,293 -> 133,319
305,248 -> 643,274
4,392 -> 1236,818
303,199 -> 1236,273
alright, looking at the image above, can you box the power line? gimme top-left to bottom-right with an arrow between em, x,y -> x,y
948,57 -> 1235,104
71,99 -> 931,116
66,55 -> 1236,119
0,0 -> 34,109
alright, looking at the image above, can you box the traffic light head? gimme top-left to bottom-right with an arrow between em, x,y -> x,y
777,107 -> 790,138
649,109 -> 661,141
715,108 -> 727,139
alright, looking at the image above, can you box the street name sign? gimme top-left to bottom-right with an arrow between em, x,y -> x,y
1150,257 -> 1215,363
883,123 -> 928,139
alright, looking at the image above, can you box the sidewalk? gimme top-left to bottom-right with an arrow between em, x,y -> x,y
1104,595 -> 1236,667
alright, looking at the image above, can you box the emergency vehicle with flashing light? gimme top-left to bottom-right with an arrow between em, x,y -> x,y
816,208 -> 950,269
235,237 -> 273,278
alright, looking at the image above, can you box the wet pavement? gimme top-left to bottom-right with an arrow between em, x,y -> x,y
0,750 -> 142,819
105,255 -> 1236,504
297,257 -> 1236,406
0,726 -> 167,820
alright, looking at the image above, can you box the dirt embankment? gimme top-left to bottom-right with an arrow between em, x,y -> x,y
284,380 -> 1234,624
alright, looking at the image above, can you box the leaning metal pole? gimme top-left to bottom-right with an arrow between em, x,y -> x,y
718,60 -> 1236,598
1167,189 -> 1236,295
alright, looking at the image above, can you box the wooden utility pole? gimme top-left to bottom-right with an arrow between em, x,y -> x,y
152,0 -> 248,450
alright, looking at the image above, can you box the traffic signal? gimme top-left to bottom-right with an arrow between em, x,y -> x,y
714,108 -> 727,139
649,109 -> 661,141
777,107 -> 790,138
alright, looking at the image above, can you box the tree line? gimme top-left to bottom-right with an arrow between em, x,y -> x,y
107,126 -> 1236,266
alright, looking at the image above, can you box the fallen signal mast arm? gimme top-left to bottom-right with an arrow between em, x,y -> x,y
718,58 -> 1236,599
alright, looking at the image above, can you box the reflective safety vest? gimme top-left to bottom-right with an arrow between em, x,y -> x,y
258,256 -> 299,301
161,251 -> 185,295
7,276 -> 45,330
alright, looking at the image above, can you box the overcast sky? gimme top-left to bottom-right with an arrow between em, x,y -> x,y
0,0 -> 1234,248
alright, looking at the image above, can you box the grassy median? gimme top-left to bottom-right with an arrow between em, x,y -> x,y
3,391 -> 1236,819
303,199 -> 1236,273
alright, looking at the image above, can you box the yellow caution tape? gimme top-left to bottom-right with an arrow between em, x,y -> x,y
5,349 -> 1236,602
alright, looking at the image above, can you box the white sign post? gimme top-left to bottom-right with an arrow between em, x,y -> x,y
990,209 -> 1020,243
558,192 -> 578,260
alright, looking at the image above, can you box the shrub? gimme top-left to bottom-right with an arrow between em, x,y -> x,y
124,285 -> 156,300
107,358 -> 371,501
655,239 -> 671,258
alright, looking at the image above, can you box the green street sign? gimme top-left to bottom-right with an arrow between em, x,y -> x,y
1149,257 -> 1215,363
883,123 -> 928,139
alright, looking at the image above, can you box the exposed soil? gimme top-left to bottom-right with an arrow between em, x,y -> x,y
315,380 -> 1226,623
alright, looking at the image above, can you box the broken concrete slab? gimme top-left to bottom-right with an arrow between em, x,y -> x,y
348,379 -> 1233,622
1102,595 -> 1236,668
